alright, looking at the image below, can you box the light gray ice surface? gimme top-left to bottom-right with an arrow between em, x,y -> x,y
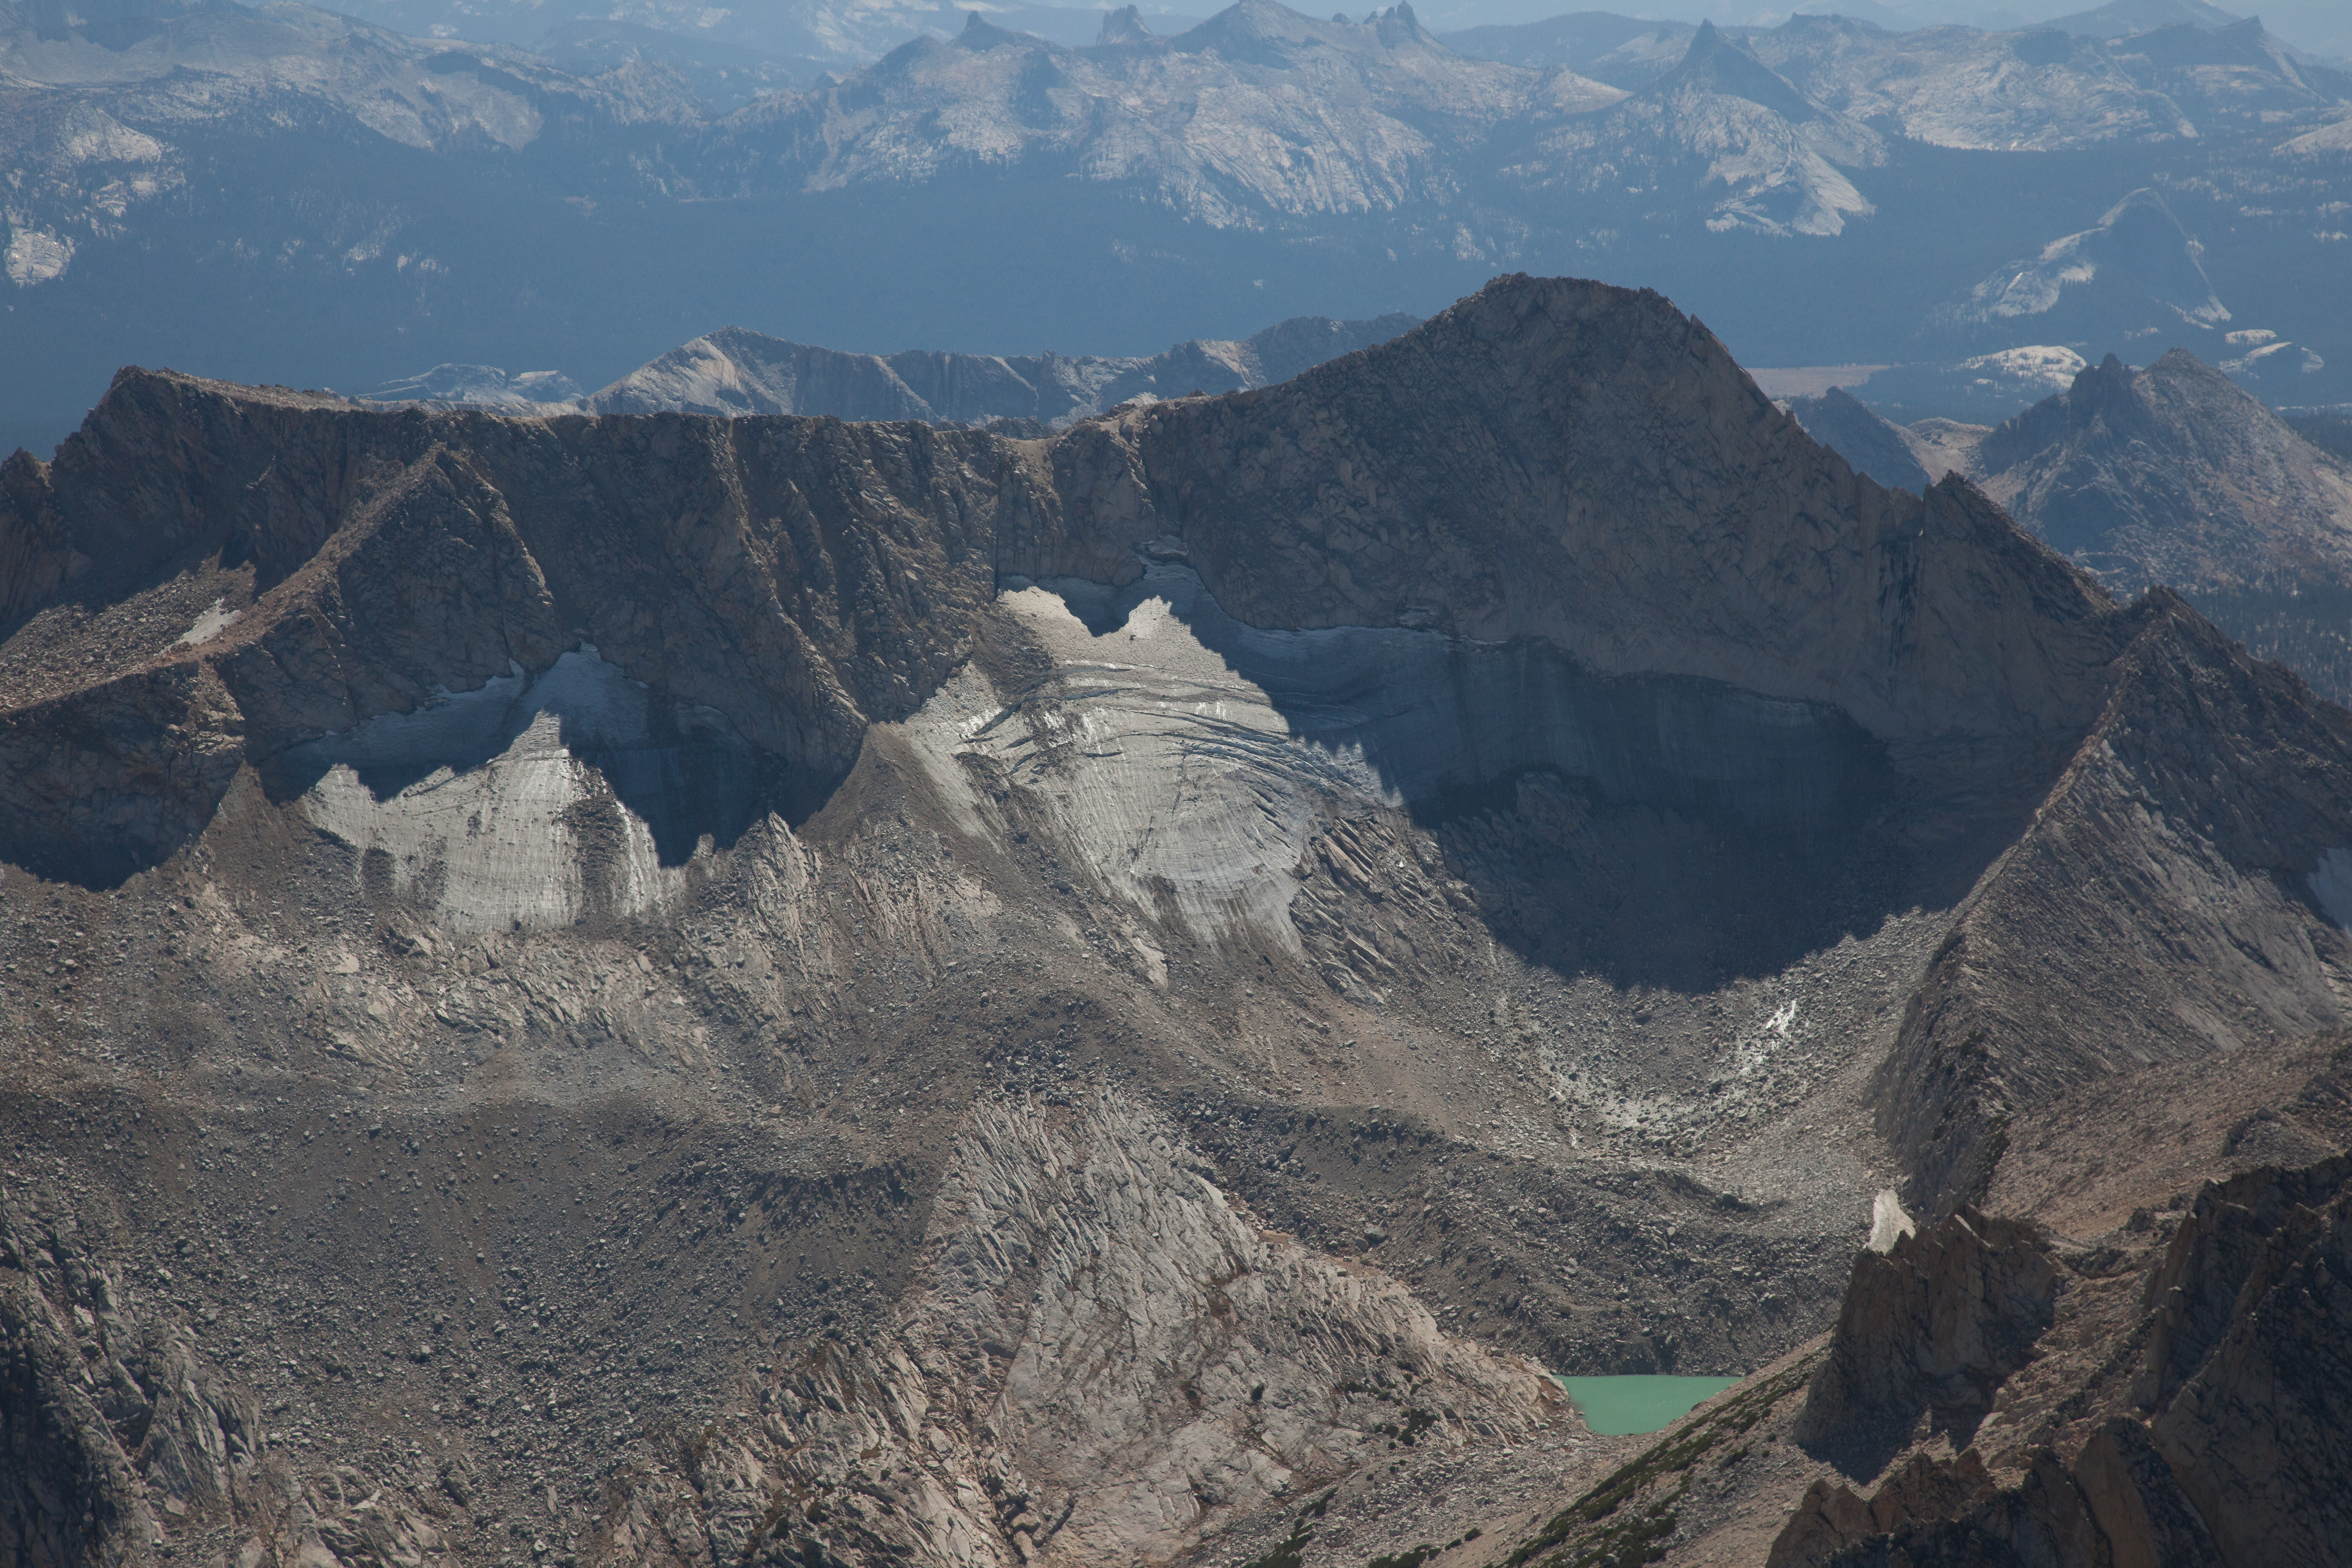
290,647 -> 717,931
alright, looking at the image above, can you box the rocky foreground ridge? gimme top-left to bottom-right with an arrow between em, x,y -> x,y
2,275 -> 2349,1568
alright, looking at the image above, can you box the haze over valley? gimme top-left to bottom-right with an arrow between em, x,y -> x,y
4,0 -> 2348,455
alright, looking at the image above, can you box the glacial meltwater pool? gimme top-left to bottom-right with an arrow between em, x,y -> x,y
1553,1375 -> 1743,1436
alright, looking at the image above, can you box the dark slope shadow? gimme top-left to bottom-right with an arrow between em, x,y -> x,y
576,743 -> 774,865
1045,563 -> 2031,991
259,738 -> 779,870
23,645 -> 852,891
1421,768 -> 1921,994
255,665 -> 787,871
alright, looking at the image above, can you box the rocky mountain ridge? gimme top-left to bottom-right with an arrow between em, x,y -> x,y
691,0 -> 1622,227
1501,20 -> 1883,238
539,312 -> 1419,425
4,273 -> 2350,1568
1786,346 -> 2352,700
1581,1030 -> 2352,1568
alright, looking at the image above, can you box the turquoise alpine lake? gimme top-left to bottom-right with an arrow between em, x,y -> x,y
1552,1375 -> 1743,1436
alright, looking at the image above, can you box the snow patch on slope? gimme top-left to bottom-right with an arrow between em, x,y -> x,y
897,561 -> 1883,951
2310,848 -> 2352,933
289,647 -> 724,932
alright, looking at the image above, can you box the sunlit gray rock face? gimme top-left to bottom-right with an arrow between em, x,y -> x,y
1925,189 -> 2231,354
1507,21 -> 1885,238
1970,348 -> 2352,597
696,0 -> 1621,226
1040,562 -> 1888,835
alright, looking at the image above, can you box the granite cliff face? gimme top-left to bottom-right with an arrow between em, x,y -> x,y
1754,1153 -> 2352,1568
0,275 -> 2160,882
1046,279 -> 2131,756
1790,1208 -> 2060,1467
4,273 -> 2351,1568
0,373 -> 1018,881
1488,1034 -> 2352,1568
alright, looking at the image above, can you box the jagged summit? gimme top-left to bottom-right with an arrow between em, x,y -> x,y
1655,19 -> 1818,122
957,8 -> 1011,44
1079,275 -> 2121,747
1173,0 -> 1436,60
704,0 -> 1547,229
10,0 -> 2344,466
1970,343 -> 2352,596
1095,2 -> 1149,44
0,272 -> 2127,878
1525,24 -> 1881,237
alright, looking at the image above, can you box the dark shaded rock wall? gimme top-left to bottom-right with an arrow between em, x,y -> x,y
0,378 -> 1024,879
1770,1155 -> 2352,1568
1033,277 -> 2135,751
1792,1208 -> 2059,1469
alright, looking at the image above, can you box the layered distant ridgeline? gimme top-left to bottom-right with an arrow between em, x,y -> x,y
1788,349 -> 2352,701
5,0 -> 2349,453
577,312 -> 1422,423
3,275 -> 2349,1568
357,311 -> 1422,424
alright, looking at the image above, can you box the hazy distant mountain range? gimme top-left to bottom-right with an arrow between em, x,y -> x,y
3,0 -> 2347,455
356,310 -> 1421,421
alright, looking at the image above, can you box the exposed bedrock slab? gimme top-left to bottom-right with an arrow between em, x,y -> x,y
1764,1152 -> 2352,1568
633,1092 -> 1576,1568
165,551 -> 1901,945
1875,602 -> 2352,1210
1792,1206 -> 2058,1474
0,1179 -> 457,1568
